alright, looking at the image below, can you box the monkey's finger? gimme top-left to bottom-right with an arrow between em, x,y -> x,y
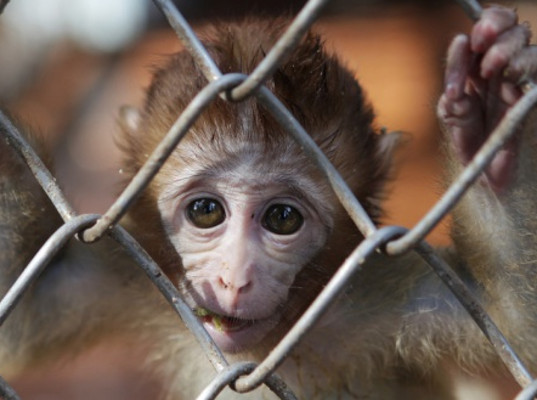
480,24 -> 531,79
445,34 -> 471,100
438,93 -> 474,118
438,93 -> 484,164
506,45 -> 537,84
485,145 -> 518,193
499,81 -> 522,106
471,6 -> 517,53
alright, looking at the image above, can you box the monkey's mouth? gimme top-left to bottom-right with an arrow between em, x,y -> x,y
194,306 -> 279,352
195,307 -> 256,333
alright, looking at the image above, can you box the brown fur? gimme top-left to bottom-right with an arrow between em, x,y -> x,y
2,16 -> 536,400
120,18 -> 394,281
117,20 -> 485,398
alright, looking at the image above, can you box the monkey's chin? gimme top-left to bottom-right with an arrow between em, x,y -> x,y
199,312 -> 280,353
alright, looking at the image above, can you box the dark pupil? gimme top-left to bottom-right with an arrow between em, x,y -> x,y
186,198 -> 225,228
263,204 -> 303,235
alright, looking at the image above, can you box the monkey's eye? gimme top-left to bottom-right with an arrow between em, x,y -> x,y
186,198 -> 226,229
262,204 -> 304,235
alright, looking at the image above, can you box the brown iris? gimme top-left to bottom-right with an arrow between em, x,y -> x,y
186,198 -> 225,228
262,204 -> 303,235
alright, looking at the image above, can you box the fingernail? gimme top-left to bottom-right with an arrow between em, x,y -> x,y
446,83 -> 456,99
480,64 -> 492,79
471,36 -> 485,53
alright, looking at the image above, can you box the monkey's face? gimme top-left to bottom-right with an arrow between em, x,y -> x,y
156,148 -> 333,353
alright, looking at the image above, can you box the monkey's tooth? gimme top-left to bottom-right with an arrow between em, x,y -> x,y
194,307 -> 255,333
212,315 -> 224,332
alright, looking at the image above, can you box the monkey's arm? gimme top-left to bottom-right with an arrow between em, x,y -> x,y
0,125 -> 65,373
0,123 -> 147,377
0,127 -> 61,285
437,6 -> 537,367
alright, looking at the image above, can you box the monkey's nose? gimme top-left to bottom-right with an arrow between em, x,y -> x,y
217,276 -> 252,294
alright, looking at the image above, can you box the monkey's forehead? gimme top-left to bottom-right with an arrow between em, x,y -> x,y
167,131 -> 312,173
161,158 -> 327,198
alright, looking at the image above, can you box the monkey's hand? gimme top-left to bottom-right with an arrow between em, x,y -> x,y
437,6 -> 536,193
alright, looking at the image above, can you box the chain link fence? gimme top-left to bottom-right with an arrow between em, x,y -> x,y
1,0 -> 537,399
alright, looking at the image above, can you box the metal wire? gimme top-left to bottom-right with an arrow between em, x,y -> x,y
0,111 -> 76,222
414,242 -> 533,387
386,84 -> 537,256
196,362 -> 297,400
0,0 -> 9,15
2,0 -> 537,398
454,0 -> 536,91
235,226 -> 406,392
107,224 -> 229,372
454,0 -> 482,21
0,375 -> 19,400
229,0 -> 331,101
516,379 -> 537,400
255,86 -> 378,238
81,74 -> 246,243
0,215 -> 99,326
83,0 -> 377,242
151,0 -> 222,82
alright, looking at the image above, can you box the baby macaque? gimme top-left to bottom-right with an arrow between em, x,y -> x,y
1,4 -> 537,400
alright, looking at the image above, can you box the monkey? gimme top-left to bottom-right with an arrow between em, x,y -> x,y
1,4 -> 537,400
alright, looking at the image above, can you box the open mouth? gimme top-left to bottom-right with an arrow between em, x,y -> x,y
194,306 -> 281,352
195,307 -> 256,332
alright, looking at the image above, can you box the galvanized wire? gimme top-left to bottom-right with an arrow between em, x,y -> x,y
152,0 -> 222,82
0,375 -> 19,400
2,0 -> 537,398
516,379 -> 537,400
0,0 -> 9,15
414,242 -> 533,387
229,0 -> 330,101
255,86 -> 378,238
454,0 -> 482,21
81,74 -> 246,243
0,111 -> 76,222
453,0 -> 536,91
107,224 -> 229,372
151,0 -> 331,102
196,362 -> 297,400
110,223 -> 303,397
386,84 -> 537,256
235,226 -> 406,392
0,214 -> 99,326
83,0 -> 376,242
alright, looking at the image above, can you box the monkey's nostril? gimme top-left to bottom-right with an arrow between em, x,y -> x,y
218,276 -> 229,289
217,277 -> 252,293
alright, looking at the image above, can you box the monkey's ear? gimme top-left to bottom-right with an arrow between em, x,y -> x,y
118,105 -> 141,134
376,129 -> 404,180
377,129 -> 403,161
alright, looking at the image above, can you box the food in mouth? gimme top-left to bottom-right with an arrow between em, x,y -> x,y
195,307 -> 255,332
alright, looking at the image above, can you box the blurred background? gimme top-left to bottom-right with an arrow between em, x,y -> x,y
0,0 -> 536,398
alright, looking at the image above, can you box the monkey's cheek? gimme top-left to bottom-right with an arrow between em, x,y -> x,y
202,313 -> 281,353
